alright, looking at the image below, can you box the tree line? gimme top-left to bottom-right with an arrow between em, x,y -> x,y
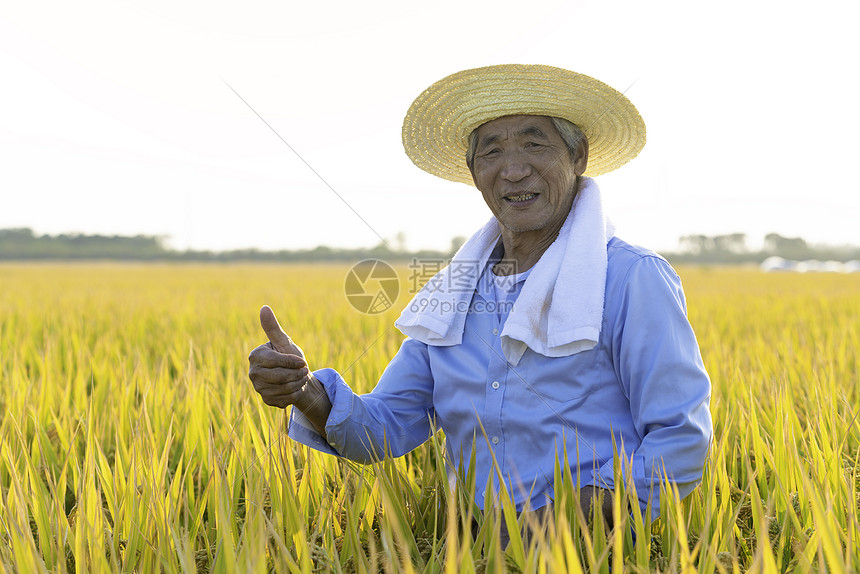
1,228 -> 857,264
665,232 -> 860,264
0,228 -> 458,262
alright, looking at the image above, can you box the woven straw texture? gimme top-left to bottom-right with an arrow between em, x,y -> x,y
402,64 -> 646,185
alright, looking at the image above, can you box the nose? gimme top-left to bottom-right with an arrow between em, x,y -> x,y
499,155 -> 532,182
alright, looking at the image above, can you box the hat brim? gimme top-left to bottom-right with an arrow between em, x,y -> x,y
402,64 -> 646,185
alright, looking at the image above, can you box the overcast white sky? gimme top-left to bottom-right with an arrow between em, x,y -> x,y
2,0 -> 858,253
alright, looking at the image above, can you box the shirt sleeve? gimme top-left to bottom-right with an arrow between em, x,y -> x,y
596,255 -> 713,517
287,336 -> 438,463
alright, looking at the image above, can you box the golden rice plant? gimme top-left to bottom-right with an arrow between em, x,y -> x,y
0,263 -> 857,572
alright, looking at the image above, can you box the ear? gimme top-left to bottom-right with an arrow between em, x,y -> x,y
573,136 -> 589,176
467,153 -> 481,187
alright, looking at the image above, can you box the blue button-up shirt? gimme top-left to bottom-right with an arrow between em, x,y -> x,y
289,237 -> 713,517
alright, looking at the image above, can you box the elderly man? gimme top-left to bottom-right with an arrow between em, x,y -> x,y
249,64 -> 712,530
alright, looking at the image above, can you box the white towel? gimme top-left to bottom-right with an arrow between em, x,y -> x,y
395,177 -> 615,365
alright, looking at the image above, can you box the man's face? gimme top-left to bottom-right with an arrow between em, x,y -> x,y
470,115 -> 586,234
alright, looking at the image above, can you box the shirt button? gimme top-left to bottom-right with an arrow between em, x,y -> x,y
492,328 -> 499,335
491,436 -> 500,445
491,381 -> 500,389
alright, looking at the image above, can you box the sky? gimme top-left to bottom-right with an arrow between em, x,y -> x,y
2,0 -> 858,254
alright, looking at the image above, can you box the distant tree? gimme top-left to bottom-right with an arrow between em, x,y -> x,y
679,234 -> 712,254
394,232 -> 407,253
764,233 -> 808,253
0,228 -> 35,240
449,235 -> 467,256
713,233 -> 747,253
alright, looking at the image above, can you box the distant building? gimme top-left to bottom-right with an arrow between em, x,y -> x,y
760,256 -> 794,272
761,257 -> 860,273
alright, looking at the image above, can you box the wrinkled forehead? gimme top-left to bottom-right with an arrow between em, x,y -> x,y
475,114 -> 554,133
472,114 -> 560,144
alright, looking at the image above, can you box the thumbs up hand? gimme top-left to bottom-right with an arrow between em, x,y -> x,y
248,305 -> 310,408
248,306 -> 332,436
259,305 -> 306,361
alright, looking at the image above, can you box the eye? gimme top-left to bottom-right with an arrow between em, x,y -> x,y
481,148 -> 501,157
525,141 -> 544,149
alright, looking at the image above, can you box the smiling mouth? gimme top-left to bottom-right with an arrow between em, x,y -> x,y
504,192 -> 538,203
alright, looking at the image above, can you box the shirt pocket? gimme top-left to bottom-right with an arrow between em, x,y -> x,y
512,348 -> 600,406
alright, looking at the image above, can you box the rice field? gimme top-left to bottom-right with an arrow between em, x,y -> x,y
0,263 -> 858,573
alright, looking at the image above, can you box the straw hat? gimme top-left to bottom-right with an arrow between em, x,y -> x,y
402,64 -> 646,185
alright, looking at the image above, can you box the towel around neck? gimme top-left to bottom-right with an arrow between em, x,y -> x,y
395,177 -> 615,366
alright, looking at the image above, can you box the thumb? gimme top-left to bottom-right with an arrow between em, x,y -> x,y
259,305 -> 300,356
